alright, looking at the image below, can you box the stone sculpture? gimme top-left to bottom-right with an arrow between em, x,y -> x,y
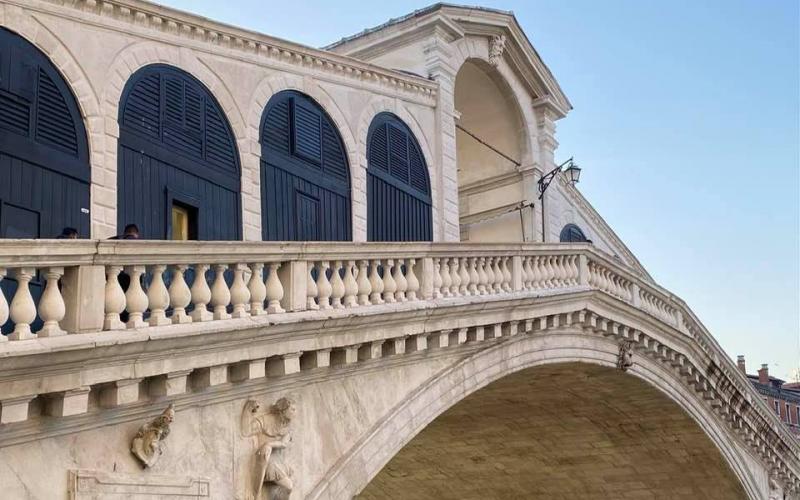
242,397 -> 296,500
617,340 -> 634,371
131,404 -> 175,468
488,34 -> 507,67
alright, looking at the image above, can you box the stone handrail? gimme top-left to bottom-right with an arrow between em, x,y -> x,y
0,240 -> 683,341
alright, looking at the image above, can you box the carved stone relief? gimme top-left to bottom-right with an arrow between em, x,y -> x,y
242,397 -> 297,500
69,469 -> 209,499
617,340 -> 634,371
131,404 -> 175,468
488,35 -> 507,67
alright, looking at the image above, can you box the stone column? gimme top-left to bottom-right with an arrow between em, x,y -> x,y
424,34 -> 460,242
532,96 -> 566,243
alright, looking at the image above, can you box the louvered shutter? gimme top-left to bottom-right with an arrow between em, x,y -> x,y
122,72 -> 160,138
292,98 -> 322,165
35,68 -> 78,156
260,90 -> 351,241
368,124 -> 389,173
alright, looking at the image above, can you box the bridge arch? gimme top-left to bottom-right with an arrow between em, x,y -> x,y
310,329 -> 761,499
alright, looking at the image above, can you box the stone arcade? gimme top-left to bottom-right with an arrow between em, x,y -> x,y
0,1 -> 798,499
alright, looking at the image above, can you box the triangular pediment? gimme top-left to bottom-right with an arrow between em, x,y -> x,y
325,3 -> 572,116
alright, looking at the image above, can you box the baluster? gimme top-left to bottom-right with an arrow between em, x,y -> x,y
330,261 -> 345,309
307,262 -> 319,310
124,265 -> 148,329
477,257 -> 488,295
440,257 -> 452,298
432,258 -> 443,299
210,264 -> 231,320
547,257 -> 557,288
406,259 -> 420,301
556,257 -> 568,287
356,260 -> 371,306
383,259 -> 397,303
567,256 -> 578,285
459,257 -> 470,296
531,257 -> 542,289
169,265 -> 192,324
492,257 -> 503,293
8,268 -> 36,340
369,259 -> 384,305
38,267 -> 66,337
521,257 -> 531,290
468,258 -> 479,296
343,260 -> 359,307
190,264 -> 213,322
0,268 -> 8,341
104,266 -> 127,331
230,263 -> 250,319
147,265 -> 170,326
248,263 -> 266,316
265,262 -> 285,313
485,257 -> 495,293
394,259 -> 408,302
588,262 -> 598,288
449,258 -> 461,296
501,257 -> 512,292
316,261 -> 333,310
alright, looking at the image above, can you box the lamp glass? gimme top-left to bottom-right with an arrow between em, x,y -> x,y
565,164 -> 581,184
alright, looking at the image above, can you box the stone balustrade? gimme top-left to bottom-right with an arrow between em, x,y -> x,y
0,240 -> 684,341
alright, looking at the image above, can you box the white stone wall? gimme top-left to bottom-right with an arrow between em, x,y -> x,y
0,0 -> 440,241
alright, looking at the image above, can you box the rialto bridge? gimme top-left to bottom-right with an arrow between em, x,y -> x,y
0,1 -> 797,499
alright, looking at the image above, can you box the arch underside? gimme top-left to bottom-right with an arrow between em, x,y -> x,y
357,362 -> 747,500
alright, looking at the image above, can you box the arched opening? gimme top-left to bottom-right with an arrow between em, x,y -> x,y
117,64 -> 241,240
560,223 -> 588,243
366,112 -> 432,242
357,363 -> 747,499
260,90 -> 351,241
0,28 -> 91,335
0,27 -> 90,239
455,59 -> 528,242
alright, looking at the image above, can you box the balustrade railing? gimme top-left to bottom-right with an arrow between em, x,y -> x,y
0,240 -> 684,342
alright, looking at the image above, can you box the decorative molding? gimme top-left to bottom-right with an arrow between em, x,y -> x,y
458,170 -> 522,198
555,175 -> 653,281
27,0 -> 437,102
68,469 -> 209,498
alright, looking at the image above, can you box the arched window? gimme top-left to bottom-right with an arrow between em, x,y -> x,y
118,64 -> 241,240
560,223 -> 588,243
260,91 -> 351,241
367,113 -> 432,241
0,28 -> 90,239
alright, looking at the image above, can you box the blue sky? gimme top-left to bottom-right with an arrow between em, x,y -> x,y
157,0 -> 800,379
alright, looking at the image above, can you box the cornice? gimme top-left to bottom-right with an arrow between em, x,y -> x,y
326,3 -> 571,113
21,0 -> 438,102
458,169 -> 522,198
556,174 -> 653,281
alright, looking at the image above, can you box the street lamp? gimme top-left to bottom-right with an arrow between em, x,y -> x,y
538,157 -> 580,199
537,157 -> 581,242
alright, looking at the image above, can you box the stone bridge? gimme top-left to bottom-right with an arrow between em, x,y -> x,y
0,241 -> 797,499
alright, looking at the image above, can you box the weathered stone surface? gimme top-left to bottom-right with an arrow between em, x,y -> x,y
357,363 -> 747,500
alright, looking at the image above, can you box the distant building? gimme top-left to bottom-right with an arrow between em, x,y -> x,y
738,355 -> 800,434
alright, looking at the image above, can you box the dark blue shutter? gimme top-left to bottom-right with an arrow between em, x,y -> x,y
366,112 -> 432,242
0,28 -> 90,334
118,64 -> 241,240
260,90 -> 351,241
560,224 -> 587,243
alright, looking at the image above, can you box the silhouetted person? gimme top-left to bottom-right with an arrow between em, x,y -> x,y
57,227 -> 79,239
122,224 -> 140,240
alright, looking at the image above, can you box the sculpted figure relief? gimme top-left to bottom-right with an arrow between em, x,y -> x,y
617,340 -> 634,371
488,34 -> 507,67
242,397 -> 297,500
131,404 -> 175,468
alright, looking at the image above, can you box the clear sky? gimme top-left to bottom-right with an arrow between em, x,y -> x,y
157,0 -> 800,379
